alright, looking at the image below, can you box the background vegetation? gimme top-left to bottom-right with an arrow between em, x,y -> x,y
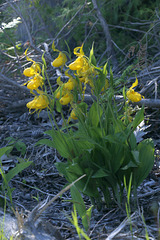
0,0 -> 160,71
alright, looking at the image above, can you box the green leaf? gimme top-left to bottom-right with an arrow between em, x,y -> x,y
133,139 -> 155,187
109,68 -> 114,88
5,161 -> 32,183
0,147 -> 13,159
82,205 -> 93,233
132,106 -> 144,131
128,132 -> 137,150
122,85 -> 126,99
44,130 -> 74,159
55,162 -> 68,177
56,99 -> 62,113
92,168 -> 109,178
36,139 -> 55,148
15,141 -> 26,156
77,102 -> 88,115
131,150 -> 139,164
95,71 -> 106,95
70,185 -> 89,231
87,102 -> 103,127
67,163 -> 84,176
110,144 -> 125,173
88,127 -> 102,141
121,161 -> 138,170
70,185 -> 86,216
86,205 -> 93,222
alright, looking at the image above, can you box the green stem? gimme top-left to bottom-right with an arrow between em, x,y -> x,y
60,110 -> 79,157
45,70 -> 54,96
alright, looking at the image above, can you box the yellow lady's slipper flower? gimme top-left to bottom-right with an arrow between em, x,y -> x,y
52,52 -> 67,67
27,94 -> 49,112
27,74 -> 43,90
27,79 -> 40,90
126,77 -> 144,102
69,56 -> 84,71
64,79 -> 75,90
23,67 -> 35,77
59,94 -> 72,105
23,63 -> 41,77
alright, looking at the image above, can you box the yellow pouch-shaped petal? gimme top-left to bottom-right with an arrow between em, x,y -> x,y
69,57 -> 84,70
27,80 -> 40,90
64,79 -> 75,90
35,95 -> 49,109
27,74 -> 43,90
27,95 -> 49,111
52,52 -> 67,67
23,63 -> 41,77
23,67 -> 35,77
26,97 -> 37,109
126,89 -> 142,102
59,94 -> 71,105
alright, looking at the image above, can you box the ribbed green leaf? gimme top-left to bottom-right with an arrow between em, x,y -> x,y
92,168 -> 109,178
88,102 -> 103,127
133,139 -> 155,187
5,161 -> 32,183
0,147 -> 13,159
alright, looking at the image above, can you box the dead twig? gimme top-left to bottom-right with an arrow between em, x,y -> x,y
27,174 -> 86,222
105,212 -> 137,240
92,0 -> 118,70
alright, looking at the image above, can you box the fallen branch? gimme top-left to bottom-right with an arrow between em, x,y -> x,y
114,96 -> 160,108
0,72 -> 30,94
81,94 -> 160,108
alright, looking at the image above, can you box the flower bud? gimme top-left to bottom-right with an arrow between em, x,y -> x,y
23,63 -> 41,77
70,109 -> 78,120
126,89 -> 142,102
